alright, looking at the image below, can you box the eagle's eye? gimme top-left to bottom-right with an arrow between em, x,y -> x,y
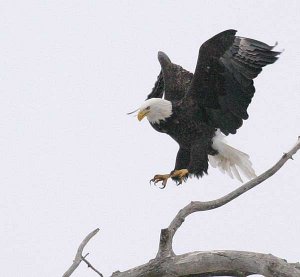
146,106 -> 150,110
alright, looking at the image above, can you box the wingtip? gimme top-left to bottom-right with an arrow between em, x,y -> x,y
272,41 -> 284,54
157,51 -> 172,66
224,29 -> 237,35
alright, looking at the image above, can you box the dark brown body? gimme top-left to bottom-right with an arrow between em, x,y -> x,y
151,101 -> 217,177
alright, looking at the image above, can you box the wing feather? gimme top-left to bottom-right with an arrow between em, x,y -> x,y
147,52 -> 193,102
146,71 -> 164,100
187,30 -> 281,134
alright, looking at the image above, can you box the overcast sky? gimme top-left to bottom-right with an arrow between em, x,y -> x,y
1,1 -> 300,276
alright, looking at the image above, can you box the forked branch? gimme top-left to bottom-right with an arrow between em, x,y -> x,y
62,228 -> 101,277
112,137 -> 300,276
156,137 -> 300,258
64,137 -> 300,277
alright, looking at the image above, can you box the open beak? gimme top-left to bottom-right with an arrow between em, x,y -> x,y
137,110 -> 149,121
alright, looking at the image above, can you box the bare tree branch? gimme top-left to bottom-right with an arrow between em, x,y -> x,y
62,228 -> 100,277
82,255 -> 104,277
156,137 -> 300,258
112,250 -> 300,277
111,138 -> 300,276
63,138 -> 300,277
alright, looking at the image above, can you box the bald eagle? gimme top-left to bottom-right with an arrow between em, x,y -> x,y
130,30 -> 280,188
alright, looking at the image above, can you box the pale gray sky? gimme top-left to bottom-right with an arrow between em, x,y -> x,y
1,1 -> 300,276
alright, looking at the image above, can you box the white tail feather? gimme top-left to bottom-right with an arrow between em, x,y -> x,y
208,131 -> 257,182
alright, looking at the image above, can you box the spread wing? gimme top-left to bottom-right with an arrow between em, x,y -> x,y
187,29 -> 281,135
147,52 -> 193,102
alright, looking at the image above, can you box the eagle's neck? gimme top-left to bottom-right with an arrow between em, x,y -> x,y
147,99 -> 172,124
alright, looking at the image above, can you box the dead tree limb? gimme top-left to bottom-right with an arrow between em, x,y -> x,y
62,228 -> 100,277
64,137 -> 300,276
82,255 -> 104,277
112,137 -> 300,276
112,250 -> 300,277
156,137 -> 300,259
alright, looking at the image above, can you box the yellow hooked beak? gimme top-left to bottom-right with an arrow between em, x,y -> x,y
137,109 -> 150,121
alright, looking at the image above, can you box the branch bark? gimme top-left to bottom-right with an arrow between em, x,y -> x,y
112,250 -> 300,277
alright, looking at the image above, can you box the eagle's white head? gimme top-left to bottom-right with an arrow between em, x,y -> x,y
135,98 -> 172,124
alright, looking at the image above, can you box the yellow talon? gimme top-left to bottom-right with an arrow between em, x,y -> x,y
150,169 -> 189,188
150,174 -> 170,189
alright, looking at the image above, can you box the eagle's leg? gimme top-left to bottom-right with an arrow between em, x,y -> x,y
171,147 -> 190,185
150,174 -> 170,189
170,169 -> 189,185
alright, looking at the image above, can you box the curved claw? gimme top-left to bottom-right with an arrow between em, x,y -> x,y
159,181 -> 167,189
150,174 -> 170,189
